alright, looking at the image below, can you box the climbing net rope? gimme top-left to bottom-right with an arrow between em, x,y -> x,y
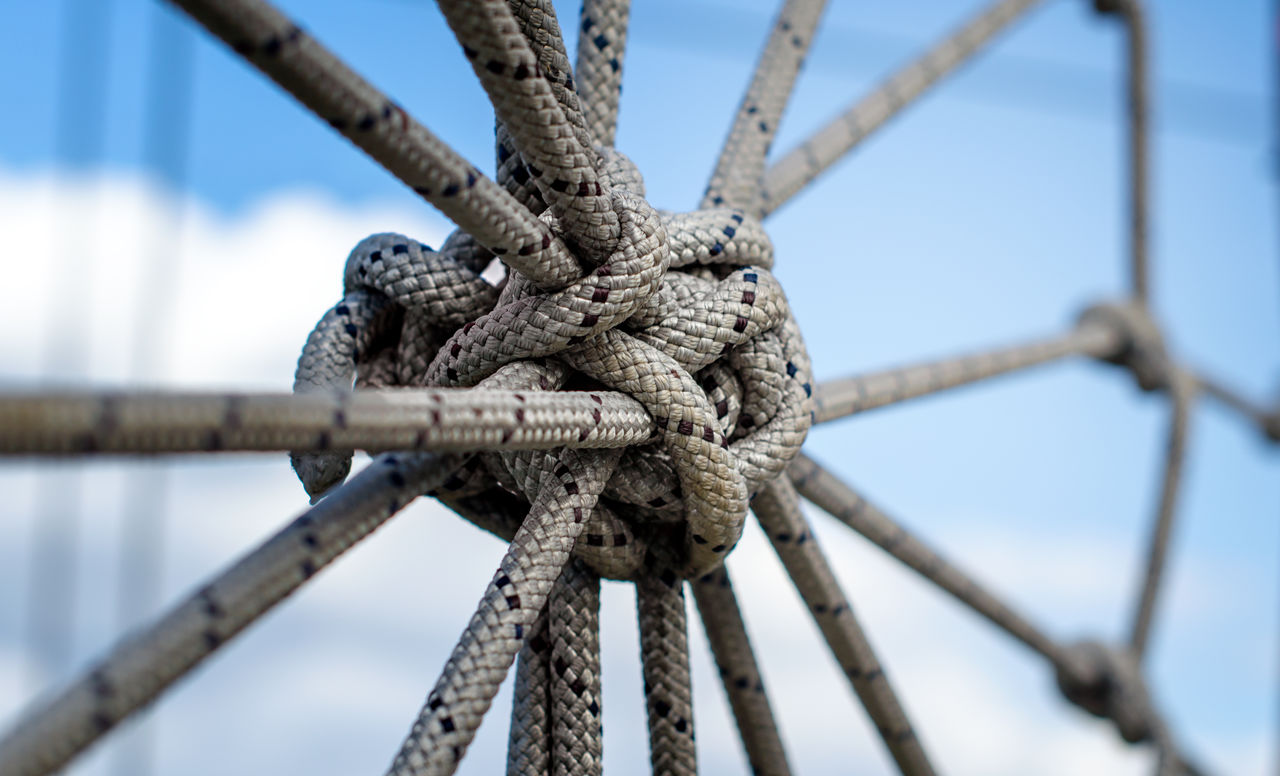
1,0 -> 1277,774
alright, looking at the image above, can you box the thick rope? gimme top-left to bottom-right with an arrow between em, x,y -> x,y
507,610 -> 553,776
788,453 -> 1078,672
549,559 -> 604,776
386,447 -> 620,776
811,320 -> 1123,424
575,0 -> 629,146
753,479 -> 936,776
637,563 -> 697,776
690,566 -> 793,776
759,0 -> 1047,217
701,0 -> 827,213
166,0 -> 585,289
0,389 -> 655,458
0,451 -> 467,776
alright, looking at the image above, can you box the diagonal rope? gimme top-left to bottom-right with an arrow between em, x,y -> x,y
438,0 -> 618,258
788,453 -> 1077,673
165,0 -> 584,289
386,447 -> 620,776
759,0 -> 1047,217
690,565 -> 793,776
701,0 -> 828,213
753,478 -> 936,776
1128,370 -> 1194,660
575,0 -> 630,146
0,451 -> 467,776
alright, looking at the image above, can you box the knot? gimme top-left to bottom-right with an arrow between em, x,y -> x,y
1078,301 -> 1171,392
1055,640 -> 1157,744
291,148 -> 813,578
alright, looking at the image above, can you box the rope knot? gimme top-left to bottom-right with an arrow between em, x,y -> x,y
291,151 -> 812,579
1078,301 -> 1171,392
1055,640 -> 1157,744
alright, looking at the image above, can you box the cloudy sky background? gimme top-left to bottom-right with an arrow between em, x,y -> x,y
0,0 -> 1277,774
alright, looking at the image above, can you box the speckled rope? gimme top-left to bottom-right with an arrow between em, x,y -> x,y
690,567 -> 792,776
4,0 -> 1266,775
0,451 -> 468,776
759,0 -> 1047,217
753,479 -> 936,775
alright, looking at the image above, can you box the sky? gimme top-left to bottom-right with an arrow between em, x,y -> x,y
0,0 -> 1277,774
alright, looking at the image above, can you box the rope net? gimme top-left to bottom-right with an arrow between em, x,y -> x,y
0,0 -> 1275,775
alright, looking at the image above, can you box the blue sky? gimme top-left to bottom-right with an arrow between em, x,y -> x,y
0,0 -> 1277,774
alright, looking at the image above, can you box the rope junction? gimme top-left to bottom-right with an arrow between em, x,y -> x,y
0,0 -> 1276,775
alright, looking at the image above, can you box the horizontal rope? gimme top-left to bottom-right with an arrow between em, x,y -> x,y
0,389 -> 654,456
0,451 -> 464,776
811,320 -> 1123,425
759,0 -> 1046,217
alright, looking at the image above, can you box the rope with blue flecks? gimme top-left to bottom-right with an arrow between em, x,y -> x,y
0,0 -> 1274,775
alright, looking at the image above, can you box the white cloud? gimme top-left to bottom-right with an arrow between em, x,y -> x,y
0,167 -> 1267,775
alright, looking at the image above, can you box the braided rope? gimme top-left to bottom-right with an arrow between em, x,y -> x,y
2,0 -> 1274,774
690,567 -> 792,776
759,0 -> 1047,217
752,479 -> 935,775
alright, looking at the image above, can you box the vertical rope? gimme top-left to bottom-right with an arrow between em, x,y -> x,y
690,566 -> 792,776
1128,372 -> 1194,659
549,559 -> 604,776
507,610 -> 553,776
575,0 -> 630,146
636,562 -> 697,776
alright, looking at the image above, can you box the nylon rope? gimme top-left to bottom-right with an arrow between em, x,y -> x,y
1,0 -> 1274,774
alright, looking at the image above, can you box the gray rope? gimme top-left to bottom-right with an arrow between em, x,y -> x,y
690,566 -> 792,776
386,448 -> 620,776
811,319 -> 1123,425
637,563 -> 697,776
549,559 -> 604,776
759,0 -> 1047,217
508,609 -> 553,776
701,0 -> 827,213
1128,370 -> 1194,659
0,389 -> 655,458
575,0 -> 629,146
788,453 -> 1078,674
0,451 -> 467,776
753,479 -> 936,776
165,0 -> 585,289
1094,0 -> 1151,304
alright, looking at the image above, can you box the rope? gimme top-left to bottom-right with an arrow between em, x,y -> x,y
575,0 -> 629,146
0,451 -> 467,776
788,453 -> 1076,673
1093,0 -> 1151,303
752,479 -> 936,776
690,566 -> 793,776
549,559 -> 604,776
636,562 -> 697,776
759,0 -> 1047,217
1128,370 -> 1194,659
811,320 -> 1123,425
701,0 -> 827,213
